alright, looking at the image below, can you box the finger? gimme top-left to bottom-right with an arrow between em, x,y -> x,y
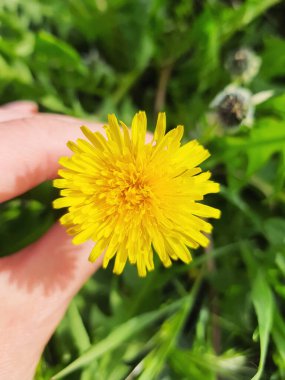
0,113 -> 102,378
0,114 -> 102,203
0,223 -> 102,380
0,101 -> 39,123
0,100 -> 38,114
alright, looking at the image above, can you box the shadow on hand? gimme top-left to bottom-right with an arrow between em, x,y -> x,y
0,223 -> 78,296
0,149 -> 96,298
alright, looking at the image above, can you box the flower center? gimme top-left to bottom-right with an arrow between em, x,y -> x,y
120,178 -> 151,208
100,163 -> 154,216
119,173 -> 151,210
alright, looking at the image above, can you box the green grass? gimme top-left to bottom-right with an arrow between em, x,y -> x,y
1,0 -> 285,379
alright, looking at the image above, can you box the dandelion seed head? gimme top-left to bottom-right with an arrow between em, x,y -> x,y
225,48 -> 261,83
211,85 -> 254,130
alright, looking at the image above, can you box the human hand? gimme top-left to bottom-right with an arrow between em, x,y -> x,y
0,101 -> 102,380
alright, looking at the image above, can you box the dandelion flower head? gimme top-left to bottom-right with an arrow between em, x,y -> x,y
53,112 -> 220,277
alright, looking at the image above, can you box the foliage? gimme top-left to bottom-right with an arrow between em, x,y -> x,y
1,0 -> 285,379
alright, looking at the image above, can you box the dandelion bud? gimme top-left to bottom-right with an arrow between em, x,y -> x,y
225,48 -> 261,83
211,86 -> 254,129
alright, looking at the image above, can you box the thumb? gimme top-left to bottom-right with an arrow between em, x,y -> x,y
0,223 -> 102,380
0,109 -> 103,380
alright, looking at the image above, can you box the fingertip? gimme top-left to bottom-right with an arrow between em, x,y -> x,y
0,115 -> 102,203
1,101 -> 38,114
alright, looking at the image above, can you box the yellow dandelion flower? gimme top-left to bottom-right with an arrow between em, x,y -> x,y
53,112 -> 220,277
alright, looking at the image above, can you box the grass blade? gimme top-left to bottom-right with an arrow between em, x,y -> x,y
251,270 -> 273,380
67,300 -> 91,354
52,296 -> 190,379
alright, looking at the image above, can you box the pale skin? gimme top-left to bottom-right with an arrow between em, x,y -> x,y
0,101 -> 103,380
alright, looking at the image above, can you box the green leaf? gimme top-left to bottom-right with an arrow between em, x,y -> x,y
139,276 -> 202,380
219,0 -> 282,39
246,119 -> 285,175
261,36 -> 285,80
251,270 -> 273,380
170,349 -> 248,380
52,297 -> 190,379
66,300 -> 91,354
272,305 -> 285,372
34,31 -> 85,71
264,218 -> 285,246
40,94 -> 70,114
222,119 -> 285,177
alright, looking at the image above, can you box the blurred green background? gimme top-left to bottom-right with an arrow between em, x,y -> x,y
1,0 -> 285,379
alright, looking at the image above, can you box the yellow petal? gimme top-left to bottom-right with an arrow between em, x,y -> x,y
154,112 -> 166,143
131,111 -> 147,152
89,240 -> 106,262
72,225 -> 95,245
107,114 -> 124,151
